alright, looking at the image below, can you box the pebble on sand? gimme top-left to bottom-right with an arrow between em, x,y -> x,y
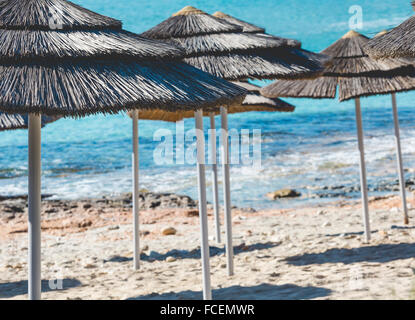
186,209 -> 199,217
161,227 -> 177,236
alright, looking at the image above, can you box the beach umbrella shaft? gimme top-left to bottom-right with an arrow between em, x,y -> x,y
132,110 -> 140,270
354,98 -> 371,242
220,107 -> 234,276
195,110 -> 212,300
28,113 -> 41,300
209,113 -> 221,244
391,93 -> 409,224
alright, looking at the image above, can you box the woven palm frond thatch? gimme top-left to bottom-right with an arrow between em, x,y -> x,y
261,77 -> 338,99
165,32 -> 289,56
128,81 -> 295,122
212,11 -> 265,33
130,109 -> 189,122
231,81 -> 295,112
184,47 -> 327,80
0,60 -> 247,116
141,6 -> 243,39
254,33 -> 301,48
0,30 -> 185,61
338,74 -> 415,101
230,81 -> 262,92
262,29 -> 415,101
293,48 -> 331,64
212,12 -> 301,48
0,112 -> 60,131
0,0 -> 122,30
142,6 -> 326,80
241,93 -> 295,112
323,56 -> 414,76
321,31 -> 414,76
130,94 -> 295,122
0,0 -> 247,117
365,2 -> 415,58
323,30 -> 368,58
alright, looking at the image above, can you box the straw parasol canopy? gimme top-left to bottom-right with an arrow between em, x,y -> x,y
365,1 -> 415,58
0,113 -> 59,131
212,11 -> 301,48
142,6 -> 328,80
212,11 -> 265,34
129,82 -> 295,122
261,30 -> 415,101
0,1 -> 247,117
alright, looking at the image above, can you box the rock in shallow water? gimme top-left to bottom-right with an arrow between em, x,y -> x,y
266,189 -> 301,200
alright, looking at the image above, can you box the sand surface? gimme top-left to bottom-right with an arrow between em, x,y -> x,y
1,194 -> 415,300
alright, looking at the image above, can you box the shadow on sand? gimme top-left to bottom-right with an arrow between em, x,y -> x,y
127,283 -> 332,300
104,241 -> 280,264
0,278 -> 82,298
285,242 -> 415,266
324,224 -> 415,238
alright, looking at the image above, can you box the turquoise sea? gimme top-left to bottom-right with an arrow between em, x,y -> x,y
1,0 -> 415,208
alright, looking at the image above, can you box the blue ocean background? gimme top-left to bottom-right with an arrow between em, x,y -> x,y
1,0 -> 415,208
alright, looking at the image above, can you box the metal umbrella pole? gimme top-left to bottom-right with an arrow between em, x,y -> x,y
28,113 -> 42,300
195,109 -> 212,300
220,106 -> 234,276
391,93 -> 409,225
132,110 -> 140,270
354,98 -> 371,242
209,112 -> 221,243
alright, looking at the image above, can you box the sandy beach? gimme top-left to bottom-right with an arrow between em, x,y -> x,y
1,192 -> 415,300
3,0 -> 415,305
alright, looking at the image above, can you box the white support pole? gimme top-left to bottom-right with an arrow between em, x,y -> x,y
354,98 -> 371,242
28,113 -> 41,300
195,110 -> 212,300
209,113 -> 221,243
220,107 -> 234,276
132,110 -> 140,270
391,93 -> 409,225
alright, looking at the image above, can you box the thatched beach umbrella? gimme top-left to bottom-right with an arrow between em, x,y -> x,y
0,113 -> 59,131
365,1 -> 415,59
0,0 -> 246,300
262,30 -> 415,241
142,5 -> 327,277
142,7 -> 326,80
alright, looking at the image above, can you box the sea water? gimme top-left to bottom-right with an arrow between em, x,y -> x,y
1,0 -> 415,209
